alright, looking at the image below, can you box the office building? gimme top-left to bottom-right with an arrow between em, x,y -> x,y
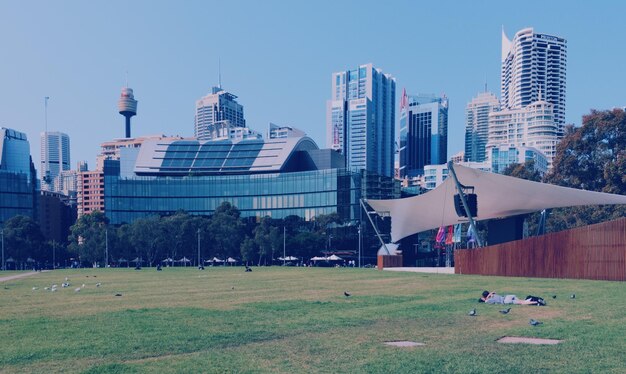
194,87 -> 246,140
501,28 -> 567,132
326,63 -> 396,177
464,91 -> 500,162
268,123 -> 305,139
40,131 -> 70,191
0,127 -> 37,225
398,93 -> 448,178
103,136 -> 398,225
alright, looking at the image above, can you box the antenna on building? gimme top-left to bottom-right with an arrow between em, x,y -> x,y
125,70 -> 129,87
484,74 -> 488,93
43,96 -> 51,184
218,58 -> 222,89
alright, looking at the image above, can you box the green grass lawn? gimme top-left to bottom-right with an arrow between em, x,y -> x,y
1,267 -> 624,373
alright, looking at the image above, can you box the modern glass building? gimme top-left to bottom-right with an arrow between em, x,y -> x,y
104,136 -> 397,225
194,86 -> 246,140
464,91 -> 500,163
488,145 -> 548,175
399,94 -> 448,178
326,63 -> 396,177
0,128 -> 37,225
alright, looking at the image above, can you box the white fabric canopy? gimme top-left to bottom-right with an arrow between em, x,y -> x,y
327,254 -> 342,261
367,164 -> 626,243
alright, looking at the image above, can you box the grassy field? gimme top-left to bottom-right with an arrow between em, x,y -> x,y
0,267 -> 624,373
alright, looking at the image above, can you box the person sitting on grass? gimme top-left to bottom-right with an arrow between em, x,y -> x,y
479,291 -> 539,305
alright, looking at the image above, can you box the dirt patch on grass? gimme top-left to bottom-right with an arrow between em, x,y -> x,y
498,336 -> 562,345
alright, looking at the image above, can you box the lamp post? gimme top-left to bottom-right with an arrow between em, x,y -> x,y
358,224 -> 361,268
1,227 -> 4,271
197,229 -> 201,267
283,226 -> 286,266
105,228 -> 108,268
52,240 -> 56,270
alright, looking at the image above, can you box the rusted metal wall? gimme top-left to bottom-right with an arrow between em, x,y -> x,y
378,255 -> 403,270
455,218 -> 626,281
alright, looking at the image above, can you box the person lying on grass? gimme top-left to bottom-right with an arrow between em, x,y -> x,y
479,291 -> 542,305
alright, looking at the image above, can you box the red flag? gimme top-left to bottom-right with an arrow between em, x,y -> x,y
400,88 -> 408,111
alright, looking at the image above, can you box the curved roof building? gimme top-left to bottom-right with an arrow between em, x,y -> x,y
103,136 -> 399,225
133,136 -> 320,176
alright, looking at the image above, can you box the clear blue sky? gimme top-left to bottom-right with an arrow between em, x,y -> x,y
1,0 -> 624,173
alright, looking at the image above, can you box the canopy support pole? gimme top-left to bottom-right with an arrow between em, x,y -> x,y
360,199 -> 390,255
447,161 -> 483,247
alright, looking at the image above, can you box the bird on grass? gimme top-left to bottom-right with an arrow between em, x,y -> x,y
529,319 -> 543,326
499,308 -> 511,314
82,284 -> 85,288
344,291 -> 351,297
571,294 -> 576,299
114,293 -> 122,297
32,287 -> 39,291
65,277 -> 69,282
44,287 -> 50,291
74,287 -> 81,292
469,309 -> 477,316
552,295 -> 557,299
96,283 -> 101,287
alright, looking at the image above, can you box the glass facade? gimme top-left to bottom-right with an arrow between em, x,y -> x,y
104,166 -> 365,225
0,128 -> 37,224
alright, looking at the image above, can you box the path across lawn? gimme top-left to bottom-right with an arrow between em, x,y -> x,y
0,270 -> 48,283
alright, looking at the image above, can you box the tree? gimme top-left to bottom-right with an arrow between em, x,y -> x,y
546,109 -> 626,230
254,217 -> 273,265
131,215 -> 167,266
68,211 -> 108,267
2,215 -> 46,265
501,160 -> 542,182
240,236 -> 257,266
208,202 -> 245,259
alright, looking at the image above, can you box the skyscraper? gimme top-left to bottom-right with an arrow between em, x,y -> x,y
40,131 -> 70,191
464,91 -> 500,162
398,93 -> 448,178
326,63 -> 395,177
0,127 -> 37,225
194,86 -> 245,141
501,27 -> 567,133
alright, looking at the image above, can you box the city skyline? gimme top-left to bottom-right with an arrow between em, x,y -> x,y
1,1 -> 625,174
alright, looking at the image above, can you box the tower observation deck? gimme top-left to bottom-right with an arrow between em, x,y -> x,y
118,87 -> 138,138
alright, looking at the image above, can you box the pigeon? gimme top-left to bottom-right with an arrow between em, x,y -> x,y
114,293 -> 122,297
344,291 -> 351,297
32,287 -> 39,291
52,284 -> 58,288
96,283 -> 101,287
570,294 -> 576,299
44,287 -> 50,291
499,308 -> 511,314
529,319 -> 543,326
65,277 -> 69,282
93,276 -> 97,278
469,308 -> 477,316
82,284 -> 85,288
231,286 -> 235,290
552,295 -> 557,299
74,287 -> 81,292
51,288 -> 57,292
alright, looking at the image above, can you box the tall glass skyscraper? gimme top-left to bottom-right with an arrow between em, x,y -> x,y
326,63 -> 395,177
501,28 -> 567,133
1,127 -> 37,224
40,131 -> 70,191
194,86 -> 246,140
398,93 -> 448,178
464,91 -> 500,163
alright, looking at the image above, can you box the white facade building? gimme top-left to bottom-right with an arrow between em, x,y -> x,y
486,99 -> 560,167
501,27 -> 567,133
40,131 -> 70,191
194,87 -> 245,140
